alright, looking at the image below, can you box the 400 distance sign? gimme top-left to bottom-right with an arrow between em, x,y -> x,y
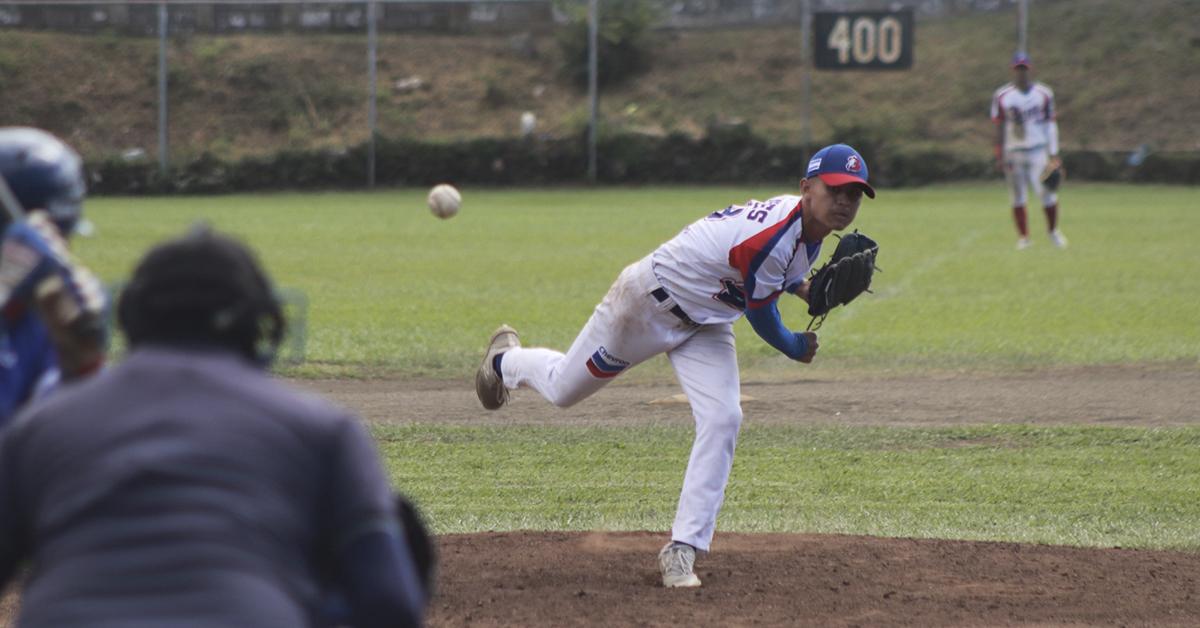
814,11 -> 914,71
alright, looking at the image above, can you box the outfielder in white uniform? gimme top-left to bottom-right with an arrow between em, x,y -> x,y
991,52 -> 1067,250
475,144 -> 876,588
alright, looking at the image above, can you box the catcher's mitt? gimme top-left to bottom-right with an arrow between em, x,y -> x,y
806,230 -> 879,330
1042,158 -> 1064,191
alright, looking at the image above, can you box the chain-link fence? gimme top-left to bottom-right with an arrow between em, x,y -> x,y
2,0 -> 1197,187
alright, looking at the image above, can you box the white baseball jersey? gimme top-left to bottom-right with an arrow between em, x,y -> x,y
499,194 -> 825,552
990,82 -> 1059,154
651,194 -> 823,325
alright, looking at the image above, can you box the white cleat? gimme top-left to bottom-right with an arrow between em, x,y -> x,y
1016,237 -> 1033,250
475,325 -> 519,410
1049,229 -> 1069,248
658,542 -> 702,588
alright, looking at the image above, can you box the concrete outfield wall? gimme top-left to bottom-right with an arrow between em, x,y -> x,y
0,0 -> 1030,35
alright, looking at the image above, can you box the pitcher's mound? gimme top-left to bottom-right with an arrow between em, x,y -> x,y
428,530 -> 1200,628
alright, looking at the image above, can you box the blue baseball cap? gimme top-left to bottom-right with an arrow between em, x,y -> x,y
1011,52 -> 1032,68
806,144 -> 875,199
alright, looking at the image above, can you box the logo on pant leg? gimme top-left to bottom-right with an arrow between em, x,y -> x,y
586,346 -> 629,379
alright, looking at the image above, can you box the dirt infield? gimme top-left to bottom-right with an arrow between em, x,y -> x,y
3,365 -> 1198,627
431,531 -> 1200,628
299,365 -> 1200,628
300,364 -> 1200,430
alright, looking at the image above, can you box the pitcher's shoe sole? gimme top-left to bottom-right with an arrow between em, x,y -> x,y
476,325 -> 519,410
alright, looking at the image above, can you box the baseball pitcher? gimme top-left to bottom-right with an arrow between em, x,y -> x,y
475,144 -> 879,588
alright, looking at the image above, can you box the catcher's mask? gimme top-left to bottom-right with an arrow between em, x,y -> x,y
118,226 -> 285,366
0,126 -> 87,236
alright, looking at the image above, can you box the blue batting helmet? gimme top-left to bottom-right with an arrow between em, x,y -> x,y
0,127 -> 86,236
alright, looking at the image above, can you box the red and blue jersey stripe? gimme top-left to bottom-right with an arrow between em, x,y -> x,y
728,205 -> 803,310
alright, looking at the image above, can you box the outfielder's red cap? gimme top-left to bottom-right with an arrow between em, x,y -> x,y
1011,52 -> 1032,68
806,144 -> 875,199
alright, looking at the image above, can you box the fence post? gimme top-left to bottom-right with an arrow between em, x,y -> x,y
1017,0 -> 1029,55
367,1 -> 378,188
799,0 -> 811,169
157,2 -> 168,178
586,0 -> 598,184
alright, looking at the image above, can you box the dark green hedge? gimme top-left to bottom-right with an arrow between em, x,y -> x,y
87,133 -> 1199,196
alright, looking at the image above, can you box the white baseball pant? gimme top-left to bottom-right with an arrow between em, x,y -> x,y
1004,147 -> 1057,209
500,254 -> 743,552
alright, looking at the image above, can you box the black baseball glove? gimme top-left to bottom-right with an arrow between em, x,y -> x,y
806,230 -> 879,330
1042,158 -> 1064,191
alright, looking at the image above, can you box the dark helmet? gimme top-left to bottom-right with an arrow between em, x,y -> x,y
0,127 -> 87,236
117,226 -> 285,365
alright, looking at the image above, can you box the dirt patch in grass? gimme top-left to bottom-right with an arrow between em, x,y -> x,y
299,363 -> 1200,429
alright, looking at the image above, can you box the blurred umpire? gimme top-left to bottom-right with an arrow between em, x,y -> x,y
0,227 -> 432,627
0,126 -> 108,426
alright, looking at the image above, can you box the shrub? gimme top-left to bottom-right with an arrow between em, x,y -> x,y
82,134 -> 1200,196
556,0 -> 659,89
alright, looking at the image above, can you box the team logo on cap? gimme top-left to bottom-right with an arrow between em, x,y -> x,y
845,155 -> 862,172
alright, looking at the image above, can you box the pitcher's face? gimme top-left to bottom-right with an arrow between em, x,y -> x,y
802,177 -> 862,234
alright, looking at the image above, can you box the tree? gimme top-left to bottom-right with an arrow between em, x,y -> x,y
557,0 -> 660,89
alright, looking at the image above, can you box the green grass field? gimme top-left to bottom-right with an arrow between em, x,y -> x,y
375,424 -> 1200,551
76,182 -> 1200,379
74,183 -> 1200,550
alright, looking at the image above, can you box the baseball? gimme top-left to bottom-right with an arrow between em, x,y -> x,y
427,183 -> 461,219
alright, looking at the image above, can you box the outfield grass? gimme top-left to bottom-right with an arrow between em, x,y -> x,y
73,183 -> 1200,550
76,182 -> 1200,379
375,424 -> 1200,552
